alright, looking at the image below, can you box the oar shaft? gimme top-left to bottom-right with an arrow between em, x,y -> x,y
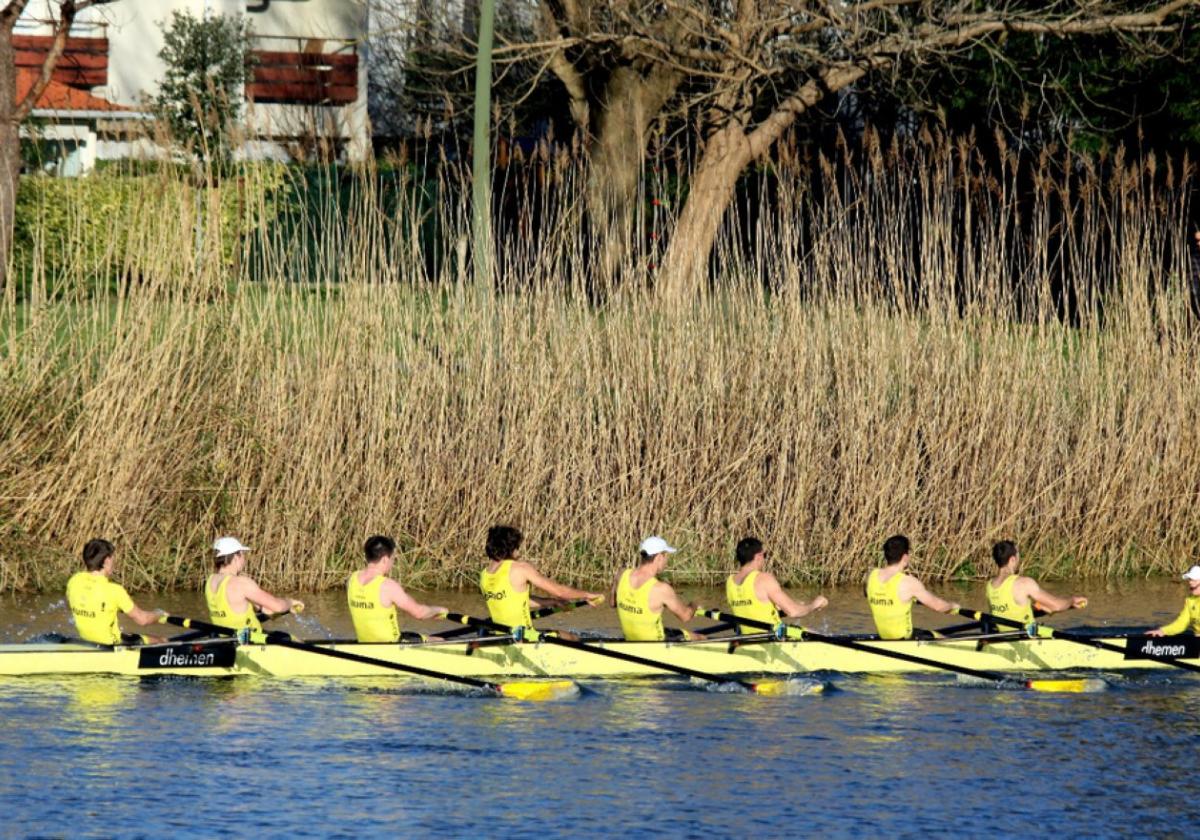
954,608 -> 1200,674
438,598 -> 595,640
160,614 -> 503,693
265,635 -> 501,692
694,608 -> 1013,685
441,610 -> 757,690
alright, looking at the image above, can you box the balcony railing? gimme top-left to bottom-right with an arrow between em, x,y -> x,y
247,37 -> 358,106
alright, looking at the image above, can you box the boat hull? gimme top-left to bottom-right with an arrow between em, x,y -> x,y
0,634 -> 1192,679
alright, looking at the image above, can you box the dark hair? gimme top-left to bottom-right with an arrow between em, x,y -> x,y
82,538 -> 114,571
486,526 -> 522,560
992,540 -> 1018,567
735,537 -> 763,567
364,535 -> 396,563
882,535 -> 910,564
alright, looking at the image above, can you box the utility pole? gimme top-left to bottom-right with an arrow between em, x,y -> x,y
471,0 -> 494,286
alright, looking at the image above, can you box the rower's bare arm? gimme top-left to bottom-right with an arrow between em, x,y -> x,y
1024,580 -> 1085,614
1148,605 -> 1190,636
520,563 -> 600,602
384,580 -> 446,620
240,580 -> 293,615
656,583 -> 696,624
763,574 -> 828,619
909,578 -> 960,614
125,604 -> 162,626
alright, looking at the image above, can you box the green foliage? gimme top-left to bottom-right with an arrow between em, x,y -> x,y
12,166 -> 288,297
153,10 -> 251,163
886,26 -> 1200,153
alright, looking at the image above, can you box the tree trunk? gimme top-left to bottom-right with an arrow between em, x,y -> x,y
584,64 -> 679,294
656,124 -> 752,300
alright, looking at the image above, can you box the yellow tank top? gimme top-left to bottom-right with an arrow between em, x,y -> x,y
726,570 -> 781,630
867,568 -> 913,640
66,571 -> 135,645
347,571 -> 400,642
480,559 -> 533,628
617,568 -> 665,641
205,574 -> 263,632
986,573 -> 1034,625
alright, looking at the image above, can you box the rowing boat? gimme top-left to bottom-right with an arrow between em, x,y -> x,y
0,631 -> 1194,679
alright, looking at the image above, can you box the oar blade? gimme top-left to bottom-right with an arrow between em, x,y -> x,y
498,679 -> 580,702
1026,677 -> 1107,694
752,679 -> 826,697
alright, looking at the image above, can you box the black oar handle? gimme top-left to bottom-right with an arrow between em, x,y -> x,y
159,614 -> 238,636
438,598 -> 595,640
442,610 -> 760,691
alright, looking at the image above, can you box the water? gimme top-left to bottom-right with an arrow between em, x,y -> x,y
1,580 -> 1195,837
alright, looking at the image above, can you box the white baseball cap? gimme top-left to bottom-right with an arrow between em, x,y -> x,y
639,536 -> 678,556
1182,565 -> 1200,582
213,536 -> 251,558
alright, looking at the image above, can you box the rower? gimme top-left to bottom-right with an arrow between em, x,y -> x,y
614,536 -> 703,641
206,536 -> 302,633
867,534 -> 960,640
66,539 -> 164,646
348,535 -> 447,642
986,540 -> 1085,628
726,536 -> 828,634
480,525 -> 602,633
1146,565 -> 1200,637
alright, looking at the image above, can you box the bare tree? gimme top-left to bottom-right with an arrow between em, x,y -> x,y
510,0 -> 1199,295
0,0 -> 110,291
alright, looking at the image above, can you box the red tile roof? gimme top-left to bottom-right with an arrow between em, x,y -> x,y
17,67 -> 125,112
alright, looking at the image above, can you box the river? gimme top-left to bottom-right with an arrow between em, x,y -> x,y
0,579 -> 1194,837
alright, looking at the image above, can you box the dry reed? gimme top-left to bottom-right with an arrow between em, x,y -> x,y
1,133 -> 1198,593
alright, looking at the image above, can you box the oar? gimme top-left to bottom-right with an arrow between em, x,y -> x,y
157,614 -> 577,701
936,606 -> 1056,638
693,608 -> 1102,693
171,608 -> 291,642
439,610 -> 801,696
438,597 -> 599,640
953,607 -> 1200,675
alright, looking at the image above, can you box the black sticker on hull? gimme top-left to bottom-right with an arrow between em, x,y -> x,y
137,640 -> 237,669
1123,635 -> 1200,661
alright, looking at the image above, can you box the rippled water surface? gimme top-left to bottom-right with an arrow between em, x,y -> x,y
1,581 -> 1195,837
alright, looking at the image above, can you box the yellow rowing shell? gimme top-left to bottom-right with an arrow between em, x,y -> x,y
0,634 -> 1191,678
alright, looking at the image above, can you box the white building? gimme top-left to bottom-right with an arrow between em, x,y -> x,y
18,0 -> 370,171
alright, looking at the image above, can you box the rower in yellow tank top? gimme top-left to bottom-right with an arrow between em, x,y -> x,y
1149,564 -> 1200,637
65,539 -> 163,645
206,573 -> 263,632
985,540 -> 1085,629
725,538 -> 828,634
349,535 -> 447,642
613,536 -> 701,641
617,568 -> 665,641
481,559 -> 533,628
986,573 -> 1034,625
867,535 -> 961,640
206,536 -> 302,633
348,572 -> 398,642
479,526 -> 602,630
867,567 -> 913,640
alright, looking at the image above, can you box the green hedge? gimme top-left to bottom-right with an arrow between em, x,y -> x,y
12,166 -> 289,297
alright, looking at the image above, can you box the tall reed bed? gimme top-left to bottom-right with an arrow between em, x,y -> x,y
0,134 -> 1197,592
